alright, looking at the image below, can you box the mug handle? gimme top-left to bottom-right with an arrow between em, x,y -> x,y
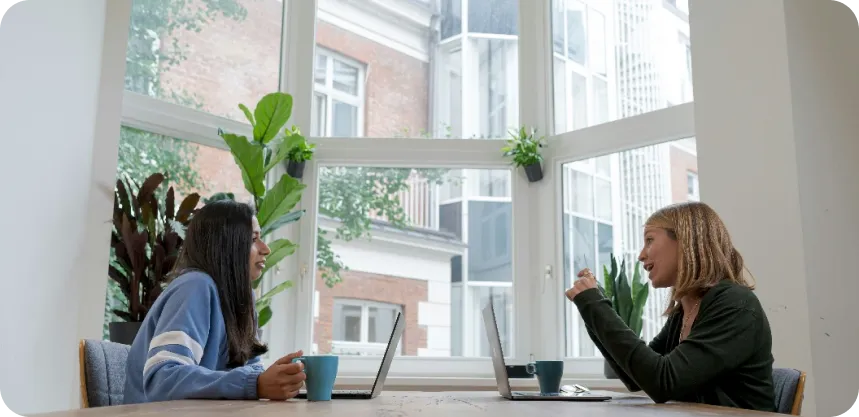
292,357 -> 306,373
525,362 -> 537,375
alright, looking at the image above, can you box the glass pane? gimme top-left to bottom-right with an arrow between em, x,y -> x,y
124,0 -> 282,122
315,54 -> 327,85
474,286 -> 513,357
313,166 -> 514,358
563,139 -> 699,357
311,93 -> 327,137
333,60 -> 359,95
369,305 -> 399,343
571,72 -> 588,131
315,0 -> 519,139
552,0 -> 693,134
332,101 -> 358,137
333,303 -> 362,342
566,1 -> 587,64
568,170 -> 593,216
104,127 -> 251,338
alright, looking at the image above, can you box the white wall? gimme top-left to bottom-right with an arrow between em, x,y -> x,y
691,0 -> 859,415
0,0 -> 130,413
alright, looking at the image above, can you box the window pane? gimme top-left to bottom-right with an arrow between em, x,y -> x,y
552,0 -> 693,134
124,0 -> 282,122
571,72 -> 588,131
315,0 -> 518,139
563,139 -> 698,357
333,60 -> 359,95
311,93 -> 327,137
333,303 -> 362,342
332,101 -> 358,137
105,127 -> 250,338
315,54 -> 327,85
313,166 -> 514,357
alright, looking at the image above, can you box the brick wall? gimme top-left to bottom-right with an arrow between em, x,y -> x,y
314,270 -> 428,355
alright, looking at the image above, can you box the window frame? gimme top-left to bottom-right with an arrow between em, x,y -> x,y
117,0 -> 697,383
331,298 -> 404,353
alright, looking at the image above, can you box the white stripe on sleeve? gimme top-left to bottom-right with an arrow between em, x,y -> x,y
143,350 -> 196,376
148,330 -> 204,364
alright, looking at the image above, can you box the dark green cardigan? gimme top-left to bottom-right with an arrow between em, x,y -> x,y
572,280 -> 776,412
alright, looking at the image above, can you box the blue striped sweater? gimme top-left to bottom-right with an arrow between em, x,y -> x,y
123,271 -> 264,404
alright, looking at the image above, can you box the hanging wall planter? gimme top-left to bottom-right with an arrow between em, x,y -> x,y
523,163 -> 544,183
287,160 -> 306,179
502,126 -> 546,184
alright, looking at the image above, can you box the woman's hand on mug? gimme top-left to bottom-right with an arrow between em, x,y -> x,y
565,268 -> 599,301
257,350 -> 306,400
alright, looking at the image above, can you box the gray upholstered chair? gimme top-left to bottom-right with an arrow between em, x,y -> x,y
772,367 -> 806,415
79,339 -> 130,407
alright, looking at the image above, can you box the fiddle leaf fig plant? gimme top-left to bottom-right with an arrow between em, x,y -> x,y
600,254 -> 650,337
217,92 -> 309,327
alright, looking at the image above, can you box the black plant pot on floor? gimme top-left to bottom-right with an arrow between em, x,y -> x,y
109,321 -> 142,345
524,163 -> 544,182
286,160 -> 306,179
603,359 -> 619,379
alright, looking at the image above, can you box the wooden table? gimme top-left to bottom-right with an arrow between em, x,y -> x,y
36,391 -> 784,416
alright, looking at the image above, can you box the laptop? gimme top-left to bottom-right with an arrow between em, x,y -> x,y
297,311 -> 405,400
482,303 -> 611,402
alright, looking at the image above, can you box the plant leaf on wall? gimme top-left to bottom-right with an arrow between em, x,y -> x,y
222,133 -> 266,197
257,175 -> 305,229
263,133 -> 297,173
253,92 -> 293,144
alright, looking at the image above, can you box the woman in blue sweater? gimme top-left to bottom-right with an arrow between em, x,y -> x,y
124,200 -> 306,403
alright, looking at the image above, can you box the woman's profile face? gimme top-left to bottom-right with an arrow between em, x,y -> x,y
249,216 -> 271,281
638,226 -> 679,288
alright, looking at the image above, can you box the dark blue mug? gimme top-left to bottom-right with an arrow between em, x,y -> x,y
293,355 -> 339,401
526,360 -> 564,394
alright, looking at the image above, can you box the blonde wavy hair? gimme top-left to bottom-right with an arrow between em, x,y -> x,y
645,201 -> 754,315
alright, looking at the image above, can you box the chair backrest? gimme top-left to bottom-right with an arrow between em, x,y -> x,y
79,339 -> 130,407
772,367 -> 806,415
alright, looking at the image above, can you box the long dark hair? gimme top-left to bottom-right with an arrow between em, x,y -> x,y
172,200 -> 268,367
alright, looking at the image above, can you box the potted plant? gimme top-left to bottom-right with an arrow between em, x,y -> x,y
217,92 -> 308,327
108,173 -> 201,344
285,133 -> 315,179
502,126 -> 545,182
598,254 -> 650,379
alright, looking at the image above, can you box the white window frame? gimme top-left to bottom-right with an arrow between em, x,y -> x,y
313,48 -> 366,137
117,0 -> 696,385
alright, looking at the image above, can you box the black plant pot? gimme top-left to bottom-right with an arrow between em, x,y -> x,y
109,321 -> 142,345
524,163 -> 543,182
287,160 -> 306,179
603,359 -> 619,379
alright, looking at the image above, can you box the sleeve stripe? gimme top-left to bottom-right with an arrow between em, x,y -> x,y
143,350 -> 196,376
149,330 -> 204,364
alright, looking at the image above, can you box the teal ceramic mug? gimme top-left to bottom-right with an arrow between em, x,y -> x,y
293,355 -> 339,401
526,360 -> 564,394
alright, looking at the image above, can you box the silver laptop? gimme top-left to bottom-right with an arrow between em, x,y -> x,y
482,303 -> 611,401
297,311 -> 405,400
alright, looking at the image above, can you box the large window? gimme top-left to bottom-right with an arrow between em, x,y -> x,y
315,0 -> 520,139
562,139 -> 698,357
312,166 -> 514,358
552,0 -> 693,134
117,0 -> 698,381
124,0 -> 282,122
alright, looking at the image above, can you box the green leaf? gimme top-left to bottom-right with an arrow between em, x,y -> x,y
257,279 -> 294,313
629,280 -> 650,337
221,133 -> 266,197
616,259 -> 633,325
253,93 -> 293,144
238,103 -> 255,126
257,174 -> 306,229
257,305 -> 273,328
263,134 -> 297,173
263,238 -> 298,274
261,210 -> 305,237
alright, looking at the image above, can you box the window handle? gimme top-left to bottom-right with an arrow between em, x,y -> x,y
542,265 -> 553,294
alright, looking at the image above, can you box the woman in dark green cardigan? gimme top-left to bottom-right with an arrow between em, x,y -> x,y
565,201 -> 776,412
